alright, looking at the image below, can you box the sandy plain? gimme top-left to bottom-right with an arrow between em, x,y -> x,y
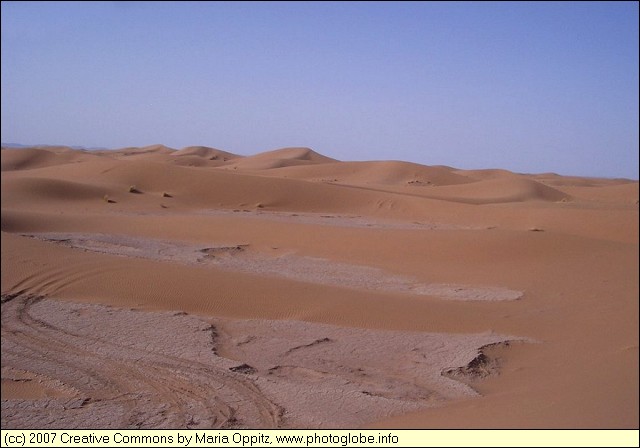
1,144 -> 638,428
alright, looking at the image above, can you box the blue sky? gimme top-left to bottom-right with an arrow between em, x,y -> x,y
1,2 -> 638,178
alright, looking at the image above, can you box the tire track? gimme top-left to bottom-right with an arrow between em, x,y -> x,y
2,294 -> 524,429
1,294 -> 282,429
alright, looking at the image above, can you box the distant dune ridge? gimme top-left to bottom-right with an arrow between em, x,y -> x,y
0,145 -> 589,202
1,144 -> 638,429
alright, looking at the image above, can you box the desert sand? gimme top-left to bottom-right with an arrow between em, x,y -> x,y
1,144 -> 638,429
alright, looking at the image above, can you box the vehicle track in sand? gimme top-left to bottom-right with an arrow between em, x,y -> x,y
2,294 -> 523,429
1,294 -> 281,429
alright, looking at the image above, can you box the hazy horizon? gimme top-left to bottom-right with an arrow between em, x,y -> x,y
2,2 -> 638,179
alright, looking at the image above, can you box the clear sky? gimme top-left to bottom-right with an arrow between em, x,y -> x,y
2,2 -> 638,179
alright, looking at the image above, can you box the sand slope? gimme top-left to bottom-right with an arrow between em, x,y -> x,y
1,147 -> 99,171
254,160 -> 474,186
1,145 -> 638,429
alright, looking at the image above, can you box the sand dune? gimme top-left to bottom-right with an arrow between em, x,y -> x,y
1,147 -> 98,171
558,181 -> 639,204
532,172 -> 636,188
224,147 -> 337,170
412,176 -> 571,204
451,167 -> 518,181
1,177 -> 110,203
254,160 -> 474,187
173,145 -> 240,160
109,143 -> 176,156
1,145 -> 637,429
248,146 -> 337,164
169,146 -> 242,168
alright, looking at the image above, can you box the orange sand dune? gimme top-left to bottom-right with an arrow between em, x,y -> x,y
94,144 -> 177,163
253,160 -> 474,187
108,143 -> 176,155
1,147 -> 100,171
532,172 -> 636,187
173,145 -> 240,160
169,146 -> 242,168
224,147 -> 337,170
558,181 -> 639,204
1,145 -> 637,429
407,176 -> 571,204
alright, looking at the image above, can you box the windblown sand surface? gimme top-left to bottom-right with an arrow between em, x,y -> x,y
1,145 -> 638,428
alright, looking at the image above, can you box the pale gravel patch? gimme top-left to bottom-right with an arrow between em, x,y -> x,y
1,294 -> 526,429
21,232 -> 523,302
198,209 -> 483,230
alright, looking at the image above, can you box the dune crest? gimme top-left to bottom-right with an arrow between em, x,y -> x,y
225,147 -> 338,170
1,147 -> 97,171
173,145 -> 240,160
